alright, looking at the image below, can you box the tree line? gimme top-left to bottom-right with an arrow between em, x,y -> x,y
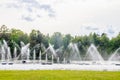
0,25 -> 120,56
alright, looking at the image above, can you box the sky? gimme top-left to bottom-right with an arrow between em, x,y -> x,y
0,0 -> 120,38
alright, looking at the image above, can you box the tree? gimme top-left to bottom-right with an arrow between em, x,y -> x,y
0,25 -> 11,41
50,32 -> 63,49
109,33 -> 120,53
10,28 -> 29,44
29,29 -> 38,47
98,33 -> 109,55
63,34 -> 72,49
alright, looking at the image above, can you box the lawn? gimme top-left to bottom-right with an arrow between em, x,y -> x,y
0,70 -> 119,80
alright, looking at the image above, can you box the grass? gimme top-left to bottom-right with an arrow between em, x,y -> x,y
0,70 -> 119,80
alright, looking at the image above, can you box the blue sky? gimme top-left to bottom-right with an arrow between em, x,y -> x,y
0,0 -> 120,38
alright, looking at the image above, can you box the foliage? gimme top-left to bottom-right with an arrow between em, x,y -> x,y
0,25 -> 120,56
50,32 -> 63,49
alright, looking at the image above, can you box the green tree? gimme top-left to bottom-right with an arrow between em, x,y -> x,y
50,32 -> 63,49
0,25 -> 11,41
10,28 -> 29,44
99,33 -> 109,55
29,29 -> 38,47
63,34 -> 72,49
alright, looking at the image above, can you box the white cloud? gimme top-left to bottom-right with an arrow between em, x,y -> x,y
0,0 -> 120,38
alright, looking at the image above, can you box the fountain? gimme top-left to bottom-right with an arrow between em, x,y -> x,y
1,40 -> 12,62
108,48 -> 120,65
30,43 -> 57,65
33,50 -> 36,60
20,43 -> 30,63
14,47 -> 17,60
41,43 -> 57,58
52,55 -> 54,64
7,47 -> 11,61
48,44 -> 57,57
39,51 -> 42,63
1,46 -> 5,62
64,43 -> 81,63
109,48 -> 120,61
45,53 -> 48,63
84,44 -> 104,61
55,46 -> 63,63
20,41 -> 25,47
0,40 -> 120,70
